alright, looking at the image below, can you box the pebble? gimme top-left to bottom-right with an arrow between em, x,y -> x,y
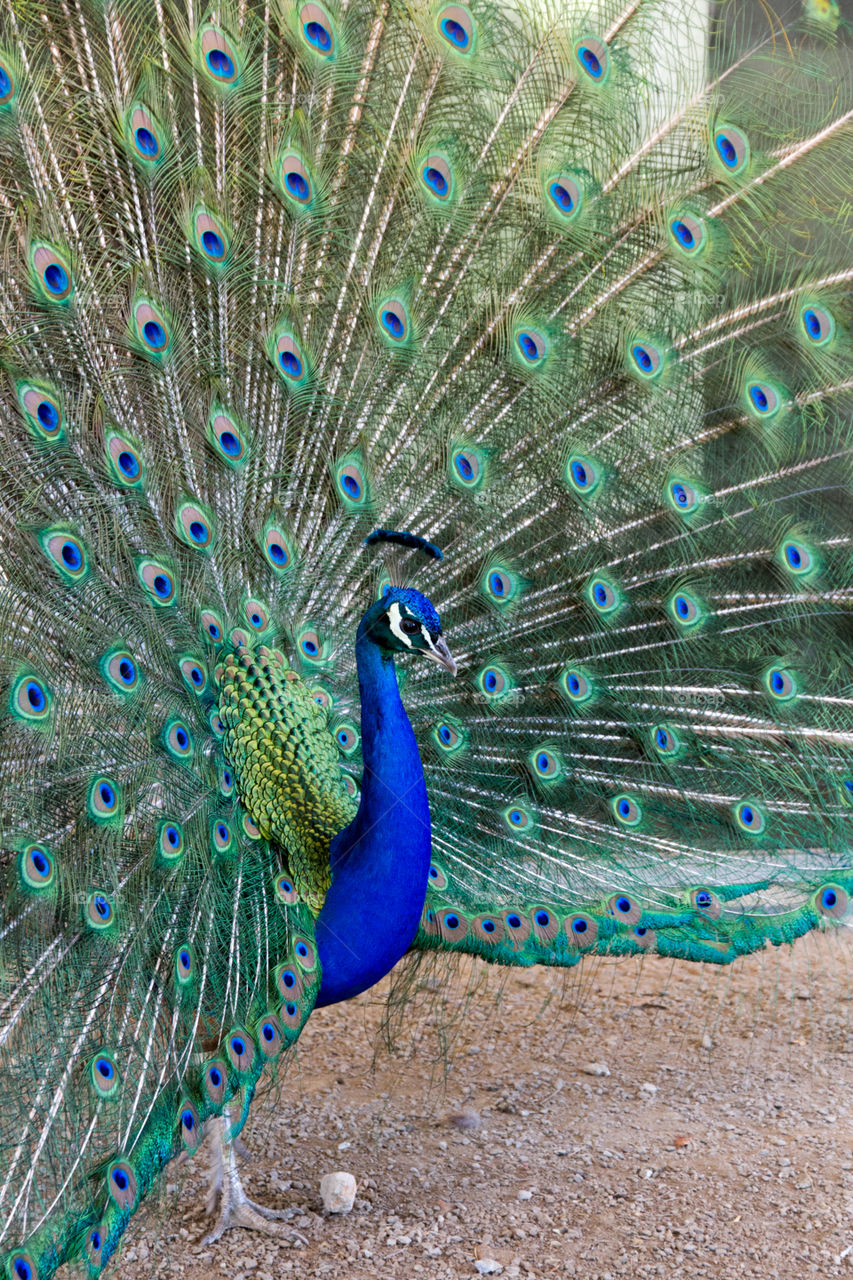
320,1171 -> 357,1214
581,1062 -> 610,1077
474,1260 -> 503,1275
447,1108 -> 482,1130
640,1082 -> 658,1096
517,1190 -> 533,1201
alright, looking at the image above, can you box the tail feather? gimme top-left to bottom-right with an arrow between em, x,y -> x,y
0,0 -> 851,1275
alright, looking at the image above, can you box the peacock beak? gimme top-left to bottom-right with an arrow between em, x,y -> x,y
424,635 -> 457,676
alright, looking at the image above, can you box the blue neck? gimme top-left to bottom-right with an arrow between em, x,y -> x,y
315,619 -> 431,1006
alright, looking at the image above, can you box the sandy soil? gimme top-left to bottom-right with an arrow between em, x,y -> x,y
114,935 -> 853,1280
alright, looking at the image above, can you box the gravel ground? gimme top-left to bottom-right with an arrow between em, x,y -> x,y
112,934 -> 853,1280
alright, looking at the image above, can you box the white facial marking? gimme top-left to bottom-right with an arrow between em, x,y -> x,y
387,601 -> 414,648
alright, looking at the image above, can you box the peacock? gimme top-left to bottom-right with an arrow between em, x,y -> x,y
0,0 -> 851,1273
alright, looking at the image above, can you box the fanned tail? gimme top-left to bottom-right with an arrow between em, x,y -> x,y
0,0 -> 850,1276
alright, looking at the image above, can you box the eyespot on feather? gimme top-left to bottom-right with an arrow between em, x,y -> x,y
438,909 -> 468,943
10,674 -> 52,723
293,936 -> 317,971
204,1060 -> 227,1106
502,909 -> 531,946
226,1027 -> 256,1073
816,884 -> 848,919
530,907 -> 560,942
299,3 -> 337,57
158,821 -> 185,862
574,35 -> 609,82
257,1014 -> 285,1058
436,4 -> 475,52
31,244 -> 73,302
19,383 -> 64,441
209,408 -> 248,465
565,914 -> 598,947
200,26 -> 241,85
691,888 -> 722,919
179,1101 -> 201,1151
607,893 -> 642,925
19,844 -> 55,891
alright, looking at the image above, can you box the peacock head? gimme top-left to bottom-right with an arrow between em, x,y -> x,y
360,586 -> 457,675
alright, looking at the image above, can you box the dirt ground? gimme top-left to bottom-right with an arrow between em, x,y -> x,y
114,934 -> 853,1280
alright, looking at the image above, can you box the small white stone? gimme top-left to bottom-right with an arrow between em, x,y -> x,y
320,1171 -> 357,1214
475,1260 -> 503,1275
517,1190 -> 533,1201
640,1082 -> 658,1096
581,1062 -> 610,1077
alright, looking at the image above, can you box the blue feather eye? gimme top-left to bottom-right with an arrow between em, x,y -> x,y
193,209 -> 230,264
764,665 -> 799,701
547,173 -> 582,221
586,575 -> 621,615
565,914 -> 598,946
800,305 -> 834,345
20,843 -> 55,890
40,530 -> 88,581
180,1101 -> 201,1149
201,609 -> 225,643
652,723 -> 681,757
10,673 -> 52,723
713,124 -> 749,173
452,448 -> 481,486
484,565 -> 519,604
612,794 -> 642,826
274,874 -> 299,905
293,936 -> 317,970
209,407 -> 248,464
201,27 -> 239,83
566,454 -> 601,496
264,525 -> 292,572
780,538 -> 817,577
503,805 -> 531,832
630,340 -> 663,379
437,4 -> 475,52
244,599 -> 270,633
691,888 -> 722,919
106,431 -> 144,487
88,777 -> 121,822
299,629 -> 324,660
561,667 -> 594,705
177,500 -> 215,551
378,298 -> 410,343
85,891 -> 115,928
335,722 -> 359,754
179,657 -> 208,695
205,1061 -> 227,1105
575,36 -> 609,82
336,459 -> 368,505
164,719 -> 193,761
90,1052 -> 120,1097
300,3 -> 336,56
668,591 -> 703,629
667,477 -> 701,515
734,800 -> 766,834
435,721 -> 462,750
31,244 -> 73,302
0,59 -> 16,107
258,1015 -> 285,1058
8,1256 -> 36,1280
127,105 -> 164,163
280,153 -> 315,208
515,327 -> 547,363
608,893 -> 641,924
531,748 -> 560,780
132,299 -> 172,358
746,379 -> 781,417
158,821 -> 185,861
19,383 -> 64,441
669,212 -> 707,255
227,1029 -> 255,1072
272,327 -> 310,384
816,884 -> 848,918
420,154 -> 453,201
212,820 -> 233,854
478,665 -> 508,697
102,648 -> 139,695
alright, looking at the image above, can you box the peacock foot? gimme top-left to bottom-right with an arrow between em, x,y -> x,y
200,1114 -> 308,1247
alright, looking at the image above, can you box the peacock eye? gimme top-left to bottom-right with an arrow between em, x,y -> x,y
400,617 -> 420,635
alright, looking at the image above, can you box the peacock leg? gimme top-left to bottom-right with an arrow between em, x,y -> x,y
200,1111 -> 308,1245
